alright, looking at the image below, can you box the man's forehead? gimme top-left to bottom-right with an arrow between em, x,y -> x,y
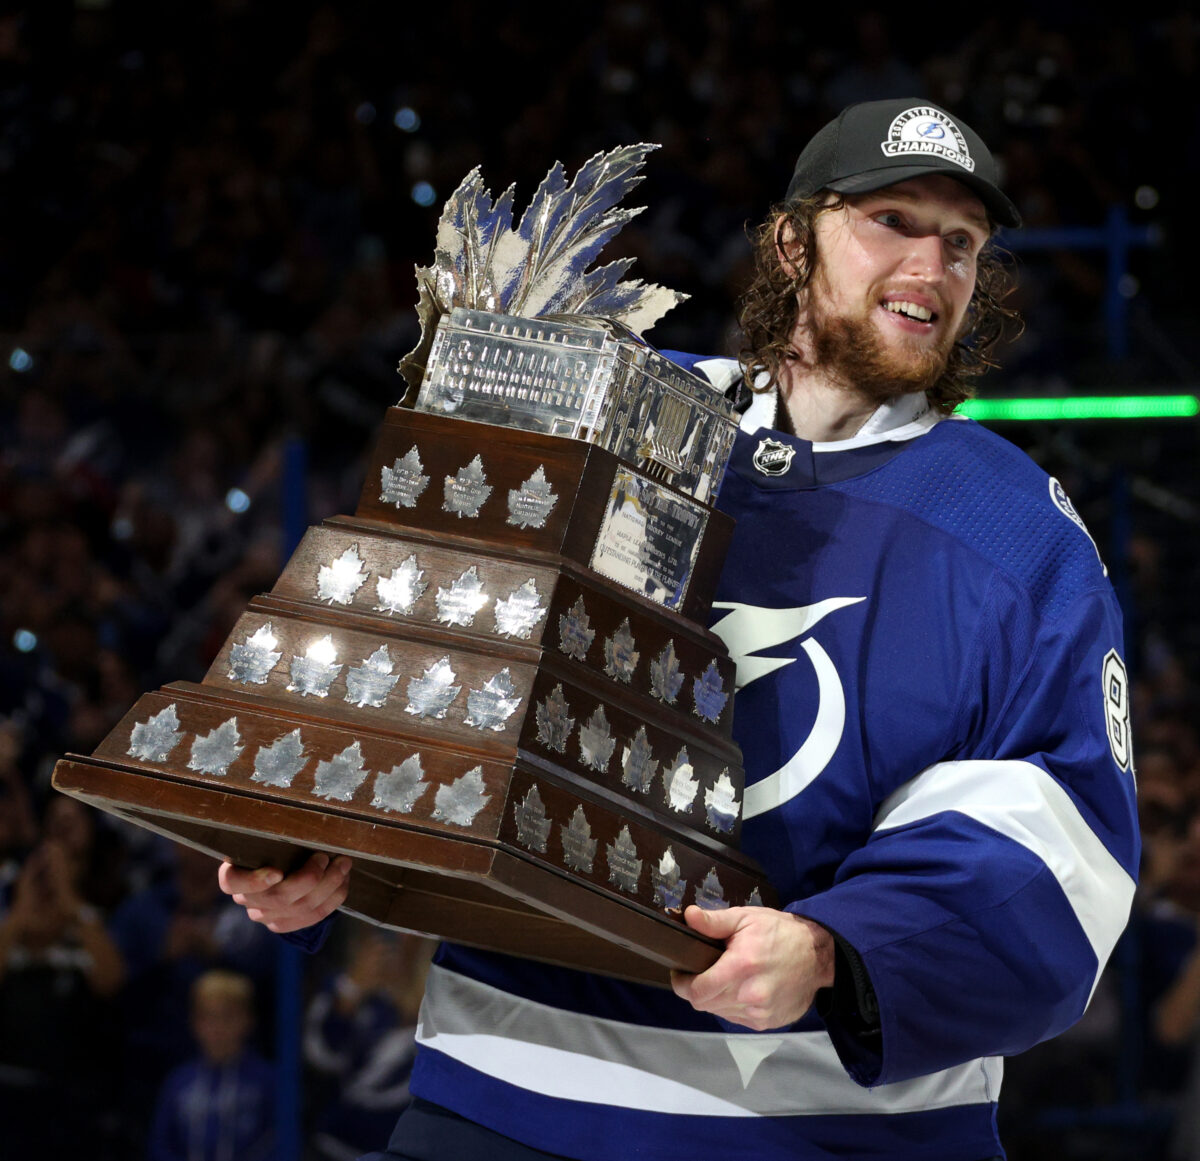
846,175 -> 992,232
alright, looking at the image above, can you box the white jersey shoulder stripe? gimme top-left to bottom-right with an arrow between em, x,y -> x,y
874,758 -> 1135,986
418,965 -> 1002,1117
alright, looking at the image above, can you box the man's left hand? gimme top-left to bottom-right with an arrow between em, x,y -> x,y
670,905 -> 835,1030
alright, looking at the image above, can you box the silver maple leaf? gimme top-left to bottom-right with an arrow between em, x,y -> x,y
317,545 -> 368,605
376,555 -> 427,616
252,729 -> 308,789
399,145 -> 686,395
464,669 -> 522,731
344,646 -> 399,709
432,766 -> 490,827
664,748 -> 699,812
312,742 -> 370,802
128,704 -> 183,763
188,718 -> 243,776
578,706 -> 615,772
405,657 -> 461,719
493,579 -> 546,640
372,755 -> 429,814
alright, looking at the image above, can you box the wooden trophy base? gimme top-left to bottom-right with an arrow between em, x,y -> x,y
54,755 -> 722,988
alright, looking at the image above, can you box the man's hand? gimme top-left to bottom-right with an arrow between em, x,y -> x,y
670,905 -> 835,1030
218,852 -> 352,933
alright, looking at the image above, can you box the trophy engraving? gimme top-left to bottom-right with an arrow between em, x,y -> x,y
558,597 -> 594,661
380,447 -> 430,508
603,620 -> 639,683
507,466 -> 558,529
313,742 -> 370,803
561,806 -> 597,874
692,661 -> 729,724
514,785 -> 551,853
493,580 -> 547,640
652,850 -> 686,911
406,658 -> 461,719
650,641 -> 685,705
436,566 -> 489,627
621,726 -> 658,794
188,719 -> 243,777
578,707 -> 616,773
376,555 -> 427,616
705,771 -> 740,834
252,729 -> 308,789
288,635 -> 342,698
344,646 -> 400,709
606,826 -> 643,894
128,705 -> 183,763
317,545 -> 368,605
665,748 -> 699,812
372,755 -> 429,814
695,869 -> 730,911
432,767 -> 490,826
443,455 -> 493,518
464,669 -> 522,732
536,686 -> 574,752
228,624 -> 281,685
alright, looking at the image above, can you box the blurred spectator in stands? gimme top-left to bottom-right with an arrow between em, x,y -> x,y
111,843 -> 276,1145
149,968 -> 276,1161
0,800 -> 127,1159
303,930 -> 434,1160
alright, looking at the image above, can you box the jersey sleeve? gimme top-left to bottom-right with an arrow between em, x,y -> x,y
790,577 -> 1140,1087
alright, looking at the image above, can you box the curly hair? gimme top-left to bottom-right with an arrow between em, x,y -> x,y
736,193 -> 1021,414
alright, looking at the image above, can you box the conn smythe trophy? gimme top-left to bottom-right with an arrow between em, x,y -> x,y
53,146 -> 776,985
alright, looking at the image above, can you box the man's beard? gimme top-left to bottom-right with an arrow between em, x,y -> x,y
808,304 -> 956,407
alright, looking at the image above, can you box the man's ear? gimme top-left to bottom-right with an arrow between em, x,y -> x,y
775,214 -> 803,279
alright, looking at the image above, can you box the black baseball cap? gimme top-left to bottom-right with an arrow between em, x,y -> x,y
786,98 -> 1021,229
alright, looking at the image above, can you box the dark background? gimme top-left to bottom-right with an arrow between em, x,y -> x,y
1,3 -> 1198,1159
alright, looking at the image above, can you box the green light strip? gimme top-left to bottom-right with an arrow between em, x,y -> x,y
959,396 -> 1200,421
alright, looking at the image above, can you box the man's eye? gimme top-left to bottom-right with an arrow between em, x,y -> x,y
876,211 -> 903,228
948,234 -> 973,251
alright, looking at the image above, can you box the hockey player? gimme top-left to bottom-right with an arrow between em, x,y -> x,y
220,99 -> 1140,1160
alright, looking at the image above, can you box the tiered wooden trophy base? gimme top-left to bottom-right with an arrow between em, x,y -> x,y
53,410 -> 775,986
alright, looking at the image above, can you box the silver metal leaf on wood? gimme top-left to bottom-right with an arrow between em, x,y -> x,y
228,624 -> 281,685
603,619 -> 639,683
561,806 -> 597,873
514,785 -> 551,853
493,579 -> 546,640
312,741 -> 369,802
380,446 -> 430,508
535,685 -> 574,752
464,668 -> 522,731
652,849 -> 686,911
372,755 -> 429,814
405,657 -> 461,719
288,635 -> 342,698
557,596 -> 594,661
578,706 -> 615,772
692,661 -> 729,724
606,825 -> 643,894
252,729 -> 308,789
748,888 -> 764,907
376,555 -> 427,616
650,640 -> 685,704
432,766 -> 490,827
317,545 -> 368,605
507,465 -> 558,529
695,869 -> 730,910
436,566 -> 488,627
705,769 -> 740,834
128,704 -> 183,762
665,747 -> 699,812
188,718 -> 243,776
344,646 -> 400,709
621,726 -> 657,794
443,455 -> 493,518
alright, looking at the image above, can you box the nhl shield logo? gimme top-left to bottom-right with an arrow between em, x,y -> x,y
752,437 -> 795,477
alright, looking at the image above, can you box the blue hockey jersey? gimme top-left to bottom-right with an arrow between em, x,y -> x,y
400,356 -> 1141,1161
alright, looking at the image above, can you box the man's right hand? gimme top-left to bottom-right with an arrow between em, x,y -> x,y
218,852 -> 352,933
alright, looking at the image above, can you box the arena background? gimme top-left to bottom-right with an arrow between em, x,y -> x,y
1,3 -> 1196,1158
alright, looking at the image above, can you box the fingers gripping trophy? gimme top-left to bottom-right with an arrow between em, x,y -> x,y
52,146 -> 775,985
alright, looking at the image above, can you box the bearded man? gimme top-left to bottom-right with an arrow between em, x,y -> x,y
222,99 -> 1140,1161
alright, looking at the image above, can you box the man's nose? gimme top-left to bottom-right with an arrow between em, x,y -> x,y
901,233 -> 947,280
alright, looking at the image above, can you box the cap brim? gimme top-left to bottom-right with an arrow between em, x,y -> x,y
827,165 -> 1021,230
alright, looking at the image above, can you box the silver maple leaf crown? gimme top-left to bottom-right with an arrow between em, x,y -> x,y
399,144 -> 686,397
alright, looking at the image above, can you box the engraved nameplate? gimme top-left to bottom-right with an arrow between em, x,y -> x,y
590,468 -> 707,611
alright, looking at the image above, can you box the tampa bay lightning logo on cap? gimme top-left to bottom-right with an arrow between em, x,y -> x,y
882,106 -> 974,173
752,437 -> 795,477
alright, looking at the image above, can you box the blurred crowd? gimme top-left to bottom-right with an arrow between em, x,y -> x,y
1,2 -> 1199,1158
